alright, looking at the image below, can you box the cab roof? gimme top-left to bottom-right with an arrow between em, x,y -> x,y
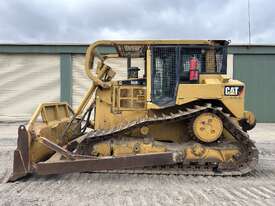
88,40 -> 229,58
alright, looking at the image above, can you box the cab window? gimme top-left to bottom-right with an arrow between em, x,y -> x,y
180,46 -> 227,83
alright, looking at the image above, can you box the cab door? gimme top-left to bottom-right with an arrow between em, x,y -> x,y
151,46 -> 178,106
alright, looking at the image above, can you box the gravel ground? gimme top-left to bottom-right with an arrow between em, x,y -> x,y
0,123 -> 275,206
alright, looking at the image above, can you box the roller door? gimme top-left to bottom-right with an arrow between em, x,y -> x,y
0,54 -> 60,122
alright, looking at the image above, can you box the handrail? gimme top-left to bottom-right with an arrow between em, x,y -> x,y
84,41 -> 108,86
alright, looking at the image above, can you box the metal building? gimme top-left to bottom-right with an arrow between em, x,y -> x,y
0,44 -> 274,122
228,45 -> 275,123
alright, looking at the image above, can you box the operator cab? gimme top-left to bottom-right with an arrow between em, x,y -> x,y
89,40 -> 228,107
151,43 -> 228,105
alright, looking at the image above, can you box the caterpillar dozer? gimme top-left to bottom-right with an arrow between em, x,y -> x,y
9,40 -> 258,181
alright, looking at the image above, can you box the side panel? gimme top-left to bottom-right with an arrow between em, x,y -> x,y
176,75 -> 245,118
94,87 -> 147,130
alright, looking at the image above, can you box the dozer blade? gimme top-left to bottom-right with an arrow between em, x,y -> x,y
9,125 -> 31,182
35,152 -> 178,176
8,102 -> 82,182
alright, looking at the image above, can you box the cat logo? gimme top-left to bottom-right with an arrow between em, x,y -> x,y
224,86 -> 243,96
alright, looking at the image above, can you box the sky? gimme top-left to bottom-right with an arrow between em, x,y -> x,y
0,0 -> 274,44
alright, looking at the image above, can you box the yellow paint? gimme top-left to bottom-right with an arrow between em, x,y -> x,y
26,103 -> 80,162
91,142 -> 111,156
112,141 -> 166,156
90,139 -> 166,157
140,126 -> 149,135
148,121 -> 187,143
185,144 -> 239,162
176,74 -> 245,118
193,113 -> 223,143
244,110 -> 256,125
89,138 -> 239,163
112,85 -> 147,111
95,87 -> 148,130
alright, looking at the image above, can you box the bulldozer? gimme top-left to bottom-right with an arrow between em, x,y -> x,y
9,40 -> 258,181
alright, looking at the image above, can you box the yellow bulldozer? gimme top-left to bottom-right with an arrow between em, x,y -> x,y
9,40 -> 258,181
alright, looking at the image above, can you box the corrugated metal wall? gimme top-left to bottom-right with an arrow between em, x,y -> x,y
234,54 -> 275,122
0,54 -> 60,121
72,55 -> 91,110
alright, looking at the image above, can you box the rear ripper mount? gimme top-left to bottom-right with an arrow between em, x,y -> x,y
9,105 -> 258,181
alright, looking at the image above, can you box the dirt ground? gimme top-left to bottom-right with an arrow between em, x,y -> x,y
0,123 -> 275,206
